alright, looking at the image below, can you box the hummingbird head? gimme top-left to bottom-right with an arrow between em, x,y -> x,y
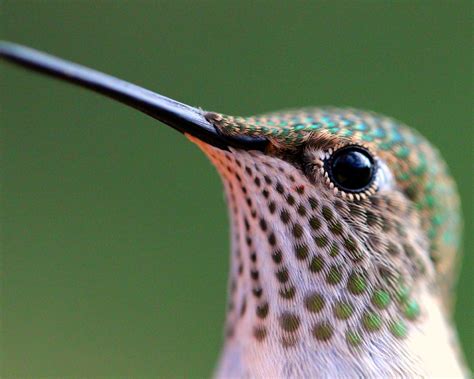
188,108 -> 462,352
1,43 -> 465,374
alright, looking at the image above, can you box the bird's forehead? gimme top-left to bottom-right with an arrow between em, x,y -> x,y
206,107 -> 415,154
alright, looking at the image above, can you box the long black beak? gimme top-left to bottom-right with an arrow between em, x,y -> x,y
0,42 -> 267,151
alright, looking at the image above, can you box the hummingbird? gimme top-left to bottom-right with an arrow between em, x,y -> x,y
0,42 -> 468,378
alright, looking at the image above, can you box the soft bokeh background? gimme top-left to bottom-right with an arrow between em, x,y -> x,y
1,1 -> 472,377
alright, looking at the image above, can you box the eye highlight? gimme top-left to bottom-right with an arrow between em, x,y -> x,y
325,145 -> 377,194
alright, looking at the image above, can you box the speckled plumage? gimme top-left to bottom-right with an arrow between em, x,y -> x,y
189,107 -> 466,378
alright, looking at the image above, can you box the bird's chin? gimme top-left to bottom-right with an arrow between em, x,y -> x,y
186,133 -> 243,174
186,133 -> 215,153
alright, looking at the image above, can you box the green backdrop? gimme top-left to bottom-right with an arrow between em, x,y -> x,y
1,1 -> 472,377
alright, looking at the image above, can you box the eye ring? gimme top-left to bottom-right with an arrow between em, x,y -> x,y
324,145 -> 378,195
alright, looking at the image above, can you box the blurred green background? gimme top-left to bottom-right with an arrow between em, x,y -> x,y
1,1 -> 472,377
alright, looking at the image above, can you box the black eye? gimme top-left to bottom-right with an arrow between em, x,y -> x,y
325,145 -> 376,193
